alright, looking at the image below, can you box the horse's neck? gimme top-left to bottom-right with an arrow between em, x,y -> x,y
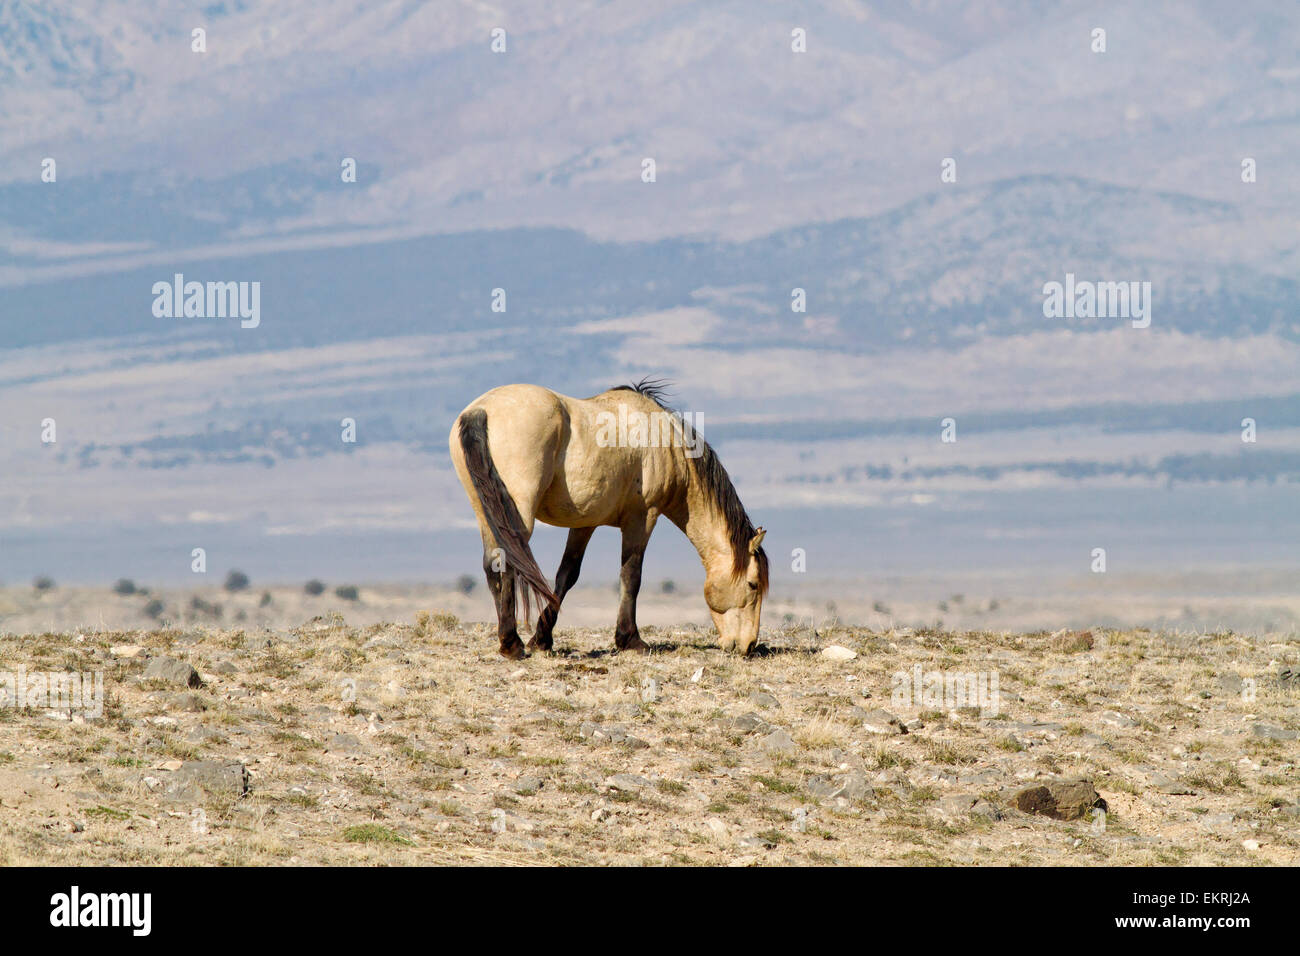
668,488 -> 734,579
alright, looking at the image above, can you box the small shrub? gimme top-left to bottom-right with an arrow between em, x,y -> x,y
113,579 -> 137,596
455,574 -> 477,596
143,599 -> 165,620
304,579 -> 326,596
33,575 -> 55,592
334,585 -> 359,601
259,590 -> 273,607
224,570 -> 250,592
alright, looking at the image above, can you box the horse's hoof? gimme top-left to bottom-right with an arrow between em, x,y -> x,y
616,637 -> 651,654
526,635 -> 553,653
499,643 -> 529,660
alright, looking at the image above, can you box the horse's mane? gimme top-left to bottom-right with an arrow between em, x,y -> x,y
609,378 -> 769,594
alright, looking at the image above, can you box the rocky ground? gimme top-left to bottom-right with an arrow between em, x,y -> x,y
0,611 -> 1296,866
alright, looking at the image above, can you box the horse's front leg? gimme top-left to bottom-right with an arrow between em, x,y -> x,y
528,526 -> 595,653
614,514 -> 656,653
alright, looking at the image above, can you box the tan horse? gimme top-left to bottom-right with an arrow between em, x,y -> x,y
449,380 -> 768,659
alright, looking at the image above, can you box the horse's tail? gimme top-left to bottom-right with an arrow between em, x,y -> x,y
457,408 -> 559,620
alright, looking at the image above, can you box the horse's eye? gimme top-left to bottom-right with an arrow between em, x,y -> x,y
748,582 -> 758,590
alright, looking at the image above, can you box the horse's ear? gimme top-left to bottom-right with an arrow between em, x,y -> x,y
748,527 -> 766,553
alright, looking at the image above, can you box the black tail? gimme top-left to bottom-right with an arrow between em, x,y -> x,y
458,408 -> 559,620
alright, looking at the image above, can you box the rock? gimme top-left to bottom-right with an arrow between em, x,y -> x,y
690,667 -> 704,683
1216,672 -> 1243,695
171,692 -> 207,712
110,645 -> 145,659
209,660 -> 238,675
143,657 -> 202,688
1150,773 -> 1196,795
1100,710 -> 1137,729
641,678 -> 659,703
704,817 -> 728,838
512,776 -> 543,795
821,645 -> 857,661
971,800 -> 1004,823
758,728 -> 796,755
326,733 -> 363,752
1252,724 -> 1298,741
807,774 -> 843,800
1010,779 -> 1107,821
1199,812 -> 1235,829
1242,839 -> 1261,851
605,774 -> 653,792
748,691 -> 779,709
731,713 -> 772,734
860,709 -> 907,735
739,834 -> 776,849
165,761 -> 250,802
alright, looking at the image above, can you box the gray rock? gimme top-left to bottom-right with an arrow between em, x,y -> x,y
512,776 -> 543,795
143,656 -> 202,688
748,691 -> 780,710
860,709 -> 907,735
758,728 -> 796,755
731,712 -> 773,734
606,774 -> 652,792
166,761 -> 250,802
326,733 -> 363,752
1252,724 -> 1298,741
1150,773 -> 1196,795
209,660 -> 238,675
1100,710 -> 1138,729
1216,672 -> 1243,695
971,799 -> 1004,822
171,692 -> 207,712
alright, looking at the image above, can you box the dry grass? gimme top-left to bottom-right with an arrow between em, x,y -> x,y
0,614 -> 1295,866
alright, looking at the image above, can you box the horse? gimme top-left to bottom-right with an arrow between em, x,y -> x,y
449,380 -> 768,659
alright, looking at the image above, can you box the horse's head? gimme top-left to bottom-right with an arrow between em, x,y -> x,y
705,527 -> 767,656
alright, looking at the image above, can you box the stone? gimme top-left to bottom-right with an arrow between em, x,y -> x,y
860,709 -> 907,735
1010,779 -> 1107,821
1216,672 -> 1243,695
110,645 -> 145,659
748,691 -> 779,709
326,733 -> 363,752
171,692 -> 208,712
143,657 -> 202,688
165,761 -> 250,802
512,776 -> 543,795
641,678 -> 659,703
605,774 -> 652,792
758,728 -> 796,755
1100,710 -> 1137,729
209,660 -> 238,675
731,713 -> 772,734
1252,724 -> 1298,741
1150,773 -> 1196,795
821,645 -> 857,661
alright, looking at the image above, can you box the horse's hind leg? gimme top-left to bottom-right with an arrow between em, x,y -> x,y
482,539 -> 526,660
528,526 -> 595,653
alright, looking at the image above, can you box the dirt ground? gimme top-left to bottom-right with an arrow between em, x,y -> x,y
0,595 -> 1296,866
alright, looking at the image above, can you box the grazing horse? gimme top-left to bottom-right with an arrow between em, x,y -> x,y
449,380 -> 769,659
